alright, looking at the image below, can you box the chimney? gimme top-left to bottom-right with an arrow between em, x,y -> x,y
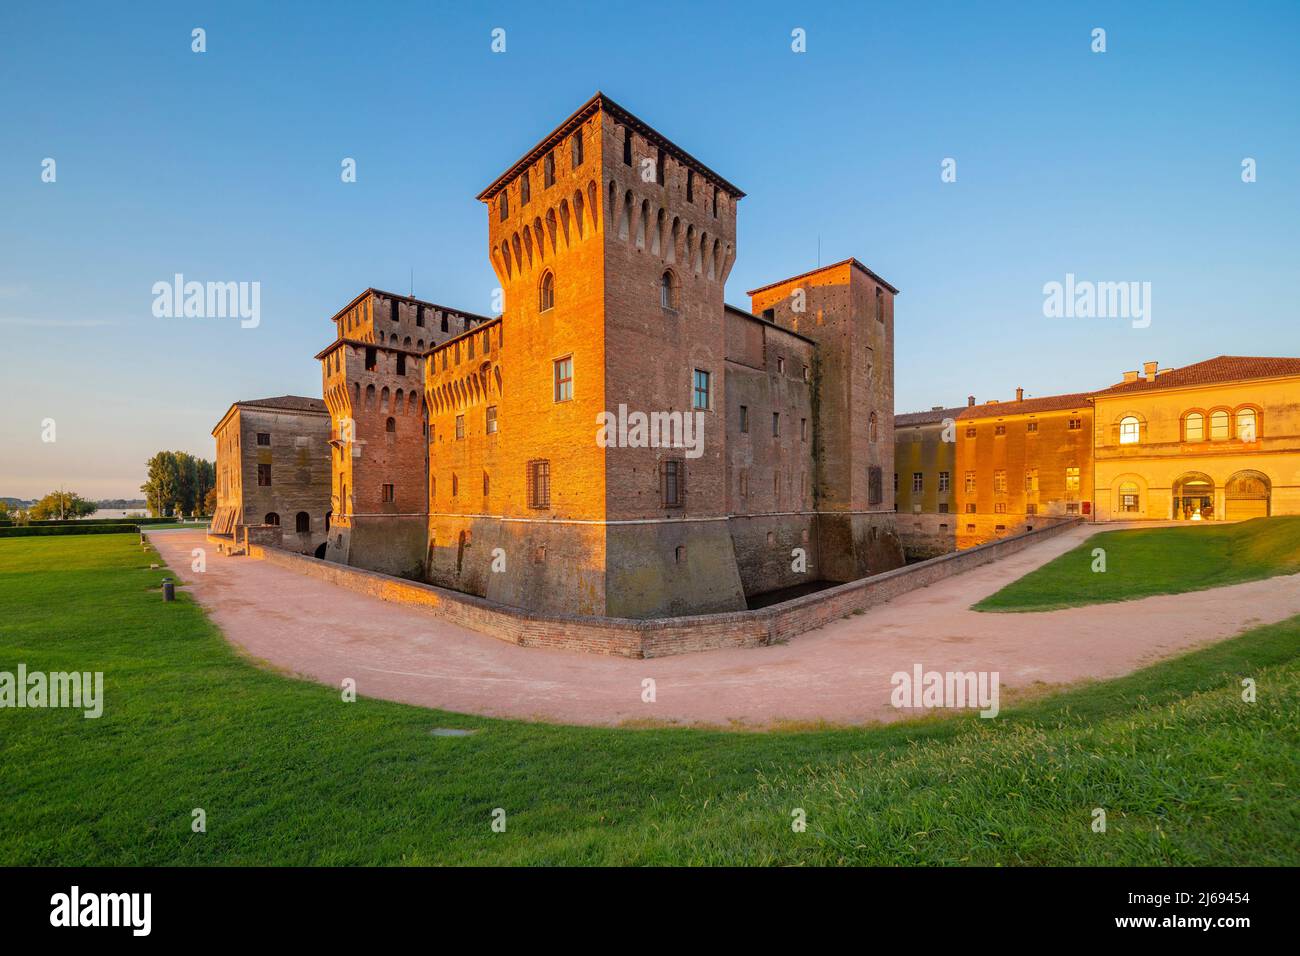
1122,370 -> 1139,383
931,405 -> 943,411
1143,361 -> 1159,380
1015,387 -> 1024,402
967,395 -> 976,407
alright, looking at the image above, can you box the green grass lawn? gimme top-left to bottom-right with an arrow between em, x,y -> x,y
1,533 -> 1297,865
975,516 -> 1300,613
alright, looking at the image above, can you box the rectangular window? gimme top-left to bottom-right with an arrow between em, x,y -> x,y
553,356 -> 573,402
1066,502 -> 1081,515
994,470 -> 1007,493
912,472 -> 923,493
938,502 -> 949,514
802,365 -> 810,382
875,286 -> 884,322
965,426 -> 977,438
994,424 -> 1006,436
692,369 -> 710,410
776,356 -> 785,374
1026,503 -> 1038,515
451,474 -> 458,497
543,151 -> 555,188
661,459 -> 685,508
572,131 -> 583,168
622,127 -> 632,165
1025,469 -> 1038,492
499,192 -> 508,221
1068,418 -> 1082,430
521,169 -> 530,205
1065,466 -> 1080,493
257,463 -> 271,487
656,147 -> 665,185
739,405 -> 749,433
455,414 -> 465,439
772,411 -> 780,437
486,405 -> 498,434
527,459 -> 550,509
1026,420 -> 1038,432
397,354 -> 406,376
382,483 -> 395,503
365,347 -> 377,371
938,471 -> 951,492
712,187 -> 719,218
964,471 -> 976,494
416,304 -> 425,328
894,472 -> 899,493
686,169 -> 694,202
256,432 -> 270,446
868,466 -> 883,505
994,502 -> 1007,514
965,503 -> 977,514
483,472 -> 490,497
800,418 -> 807,442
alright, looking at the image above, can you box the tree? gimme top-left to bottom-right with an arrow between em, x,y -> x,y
140,451 -> 216,517
203,487 -> 217,515
29,490 -> 97,520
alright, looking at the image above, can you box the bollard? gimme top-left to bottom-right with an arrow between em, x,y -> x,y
162,578 -> 175,602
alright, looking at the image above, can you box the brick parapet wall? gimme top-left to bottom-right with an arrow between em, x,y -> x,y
241,517 -> 1083,658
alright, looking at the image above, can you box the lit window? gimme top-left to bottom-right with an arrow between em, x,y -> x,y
964,471 -> 976,494
1119,481 -> 1140,513
1066,467 -> 1080,493
1119,416 -> 1140,444
1184,412 -> 1204,441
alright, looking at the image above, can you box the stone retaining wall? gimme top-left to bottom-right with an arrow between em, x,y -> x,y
245,518 -> 1083,658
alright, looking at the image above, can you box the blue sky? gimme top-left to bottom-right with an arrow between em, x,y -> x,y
2,0 -> 1297,498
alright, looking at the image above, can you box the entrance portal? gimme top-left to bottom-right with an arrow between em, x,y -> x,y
1225,471 -> 1270,520
1173,473 -> 1214,521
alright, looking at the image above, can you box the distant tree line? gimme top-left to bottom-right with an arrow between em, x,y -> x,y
140,451 -> 216,518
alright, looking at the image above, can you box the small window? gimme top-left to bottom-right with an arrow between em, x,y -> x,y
800,418 -> 807,442
416,304 -> 425,327
964,471 -> 976,493
264,512 -> 279,526
622,127 -> 632,166
739,405 -> 749,433
483,472 -> 490,497
1237,407 -> 1257,441
258,463 -> 272,487
553,356 -> 573,402
776,356 -> 785,375
486,405 -> 498,434
938,503 -> 949,514
520,169 -> 530,205
455,414 -> 465,439
1026,420 -> 1038,432
390,300 -> 399,323
711,188 -> 718,218
692,369 -> 710,410
994,424 -> 1006,436
397,354 -> 406,376
1026,503 -> 1038,516
256,432 -> 270,446
761,307 -> 775,321
365,347 -> 377,371
965,426 -> 977,438
1210,409 -> 1230,440
994,470 -> 1007,493
868,411 -> 879,443
802,365 -> 809,382
381,483 -> 395,503
1068,417 -> 1082,430
912,472 -> 924,493
1066,466 -> 1081,492
965,504 -> 977,514
994,503 -> 1007,514
868,466 -> 883,505
385,416 -> 396,433
1066,502 -> 1081,515
1119,416 -> 1140,444
571,131 -> 583,168
295,512 -> 310,533
661,459 -> 685,508
938,471 -> 950,492
656,147 -> 665,185
543,151 -> 555,188
499,191 -> 509,221
451,474 -> 458,497
539,271 -> 555,312
686,169 -> 694,202
875,287 -> 884,321
660,271 -> 676,310
527,459 -> 551,508
772,411 -> 780,437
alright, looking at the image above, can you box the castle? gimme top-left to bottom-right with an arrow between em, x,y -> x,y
214,93 -> 905,619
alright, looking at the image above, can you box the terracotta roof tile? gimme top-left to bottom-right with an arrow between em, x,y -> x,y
1098,355 -> 1300,394
958,392 -> 1094,419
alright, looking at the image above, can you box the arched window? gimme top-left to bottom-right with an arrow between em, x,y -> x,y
1236,407 -> 1257,441
1118,481 -> 1140,513
295,512 -> 310,533
869,411 -> 879,443
264,512 -> 280,527
386,416 -> 396,433
1119,416 -> 1140,444
660,271 -> 676,310
539,271 -> 555,312
1183,411 -> 1204,442
1210,410 -> 1230,440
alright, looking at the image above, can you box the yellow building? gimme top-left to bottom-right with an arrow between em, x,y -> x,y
1093,356 -> 1300,521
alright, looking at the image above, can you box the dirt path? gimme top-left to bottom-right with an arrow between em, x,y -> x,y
147,526 -> 1300,728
